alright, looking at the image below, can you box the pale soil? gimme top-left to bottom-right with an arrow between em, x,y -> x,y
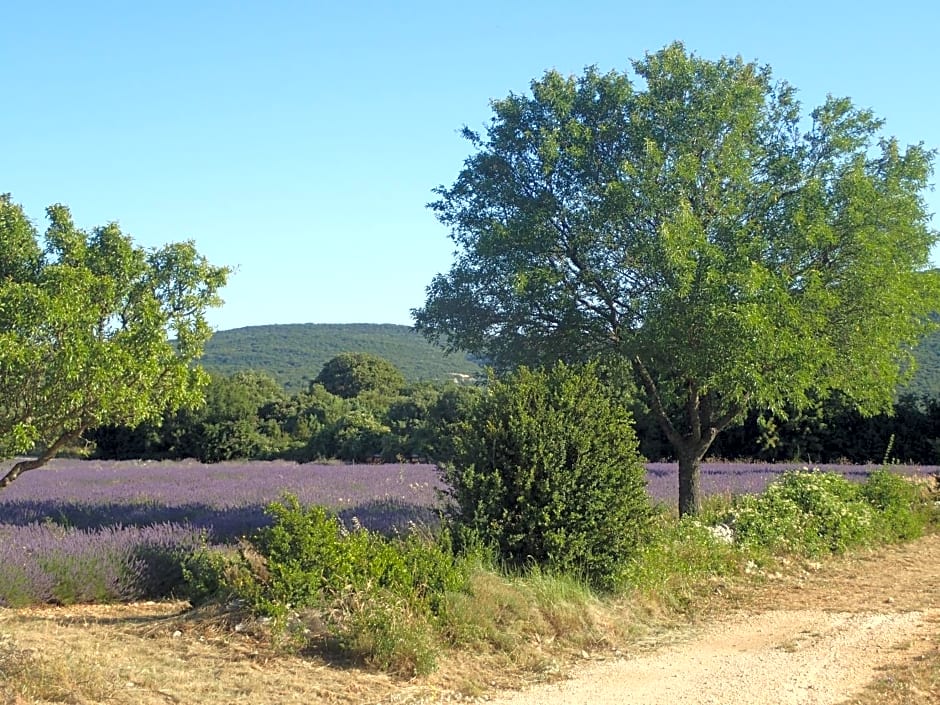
1,534 -> 939,705
484,534 -> 940,705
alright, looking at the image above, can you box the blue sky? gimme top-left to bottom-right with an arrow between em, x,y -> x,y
4,1 -> 938,332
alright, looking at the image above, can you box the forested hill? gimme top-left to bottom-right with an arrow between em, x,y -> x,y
200,322 -> 940,398
200,323 -> 482,391
908,329 -> 940,400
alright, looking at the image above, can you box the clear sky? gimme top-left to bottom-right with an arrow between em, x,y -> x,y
4,1 -> 938,332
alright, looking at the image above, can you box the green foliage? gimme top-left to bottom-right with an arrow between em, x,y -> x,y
415,42 -> 940,515
905,325 -> 940,400
321,410 -> 391,462
727,469 -> 933,556
245,497 -> 467,614
91,368 -> 485,464
205,496 -> 472,675
859,469 -> 931,541
189,371 -> 291,461
200,323 -> 482,392
181,547 -> 245,605
383,383 -> 484,462
622,513 -> 741,611
90,370 -> 293,462
0,194 -> 228,483
730,471 -> 872,555
708,392 -> 940,465
315,352 -> 407,400
443,361 -> 653,588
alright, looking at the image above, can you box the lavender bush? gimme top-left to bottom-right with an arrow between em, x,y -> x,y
0,522 -> 205,606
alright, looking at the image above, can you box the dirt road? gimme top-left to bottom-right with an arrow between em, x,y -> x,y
486,534 -> 940,705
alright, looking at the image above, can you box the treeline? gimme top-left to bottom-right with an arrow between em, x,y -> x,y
200,323 -> 483,392
89,353 -> 940,466
89,353 -> 482,464
639,393 -> 940,465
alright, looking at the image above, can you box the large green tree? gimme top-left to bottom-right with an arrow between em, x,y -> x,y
314,352 -> 406,399
0,194 -> 229,486
413,43 -> 940,515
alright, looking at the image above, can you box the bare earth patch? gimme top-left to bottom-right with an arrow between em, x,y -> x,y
2,534 -> 939,705
486,534 -> 940,705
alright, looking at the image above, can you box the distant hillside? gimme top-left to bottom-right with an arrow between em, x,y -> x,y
199,322 -> 940,399
907,328 -> 940,400
200,323 -> 482,391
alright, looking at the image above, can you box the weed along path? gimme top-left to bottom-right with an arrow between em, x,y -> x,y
487,534 -> 940,705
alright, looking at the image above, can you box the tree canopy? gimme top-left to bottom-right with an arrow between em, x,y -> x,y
314,352 -> 406,399
413,42 -> 940,515
0,194 -> 229,486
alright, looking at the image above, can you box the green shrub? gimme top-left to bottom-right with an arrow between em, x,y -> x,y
860,469 -> 930,541
203,496 -> 472,675
181,546 -> 252,605
331,411 -> 392,462
442,361 -> 653,589
729,470 -> 874,555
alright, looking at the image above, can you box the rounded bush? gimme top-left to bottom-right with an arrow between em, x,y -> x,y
314,352 -> 405,399
730,470 -> 874,555
442,361 -> 653,588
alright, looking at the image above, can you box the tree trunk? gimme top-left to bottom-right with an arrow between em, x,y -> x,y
630,357 -> 744,517
677,449 -> 704,517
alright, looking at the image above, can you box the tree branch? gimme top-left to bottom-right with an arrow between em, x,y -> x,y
632,356 -> 682,448
0,426 -> 85,489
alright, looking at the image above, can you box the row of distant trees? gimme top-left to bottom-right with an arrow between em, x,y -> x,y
88,351 -> 940,466
645,393 -> 940,465
89,353 -> 482,464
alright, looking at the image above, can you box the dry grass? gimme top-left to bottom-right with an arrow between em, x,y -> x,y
2,532 -> 939,704
0,571 -> 685,705
0,601 -> 403,705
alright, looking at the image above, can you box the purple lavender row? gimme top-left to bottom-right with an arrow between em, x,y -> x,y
0,459 -> 445,538
2,459 -> 935,533
645,461 -> 937,505
0,522 -> 205,607
0,459 -> 444,507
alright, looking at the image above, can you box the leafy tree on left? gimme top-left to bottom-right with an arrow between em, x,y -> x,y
0,194 -> 230,487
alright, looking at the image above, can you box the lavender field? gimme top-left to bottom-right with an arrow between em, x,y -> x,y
646,461 -> 939,506
1,458 -> 936,606
3,458 -> 937,536
0,459 -> 443,606
0,458 -> 444,539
